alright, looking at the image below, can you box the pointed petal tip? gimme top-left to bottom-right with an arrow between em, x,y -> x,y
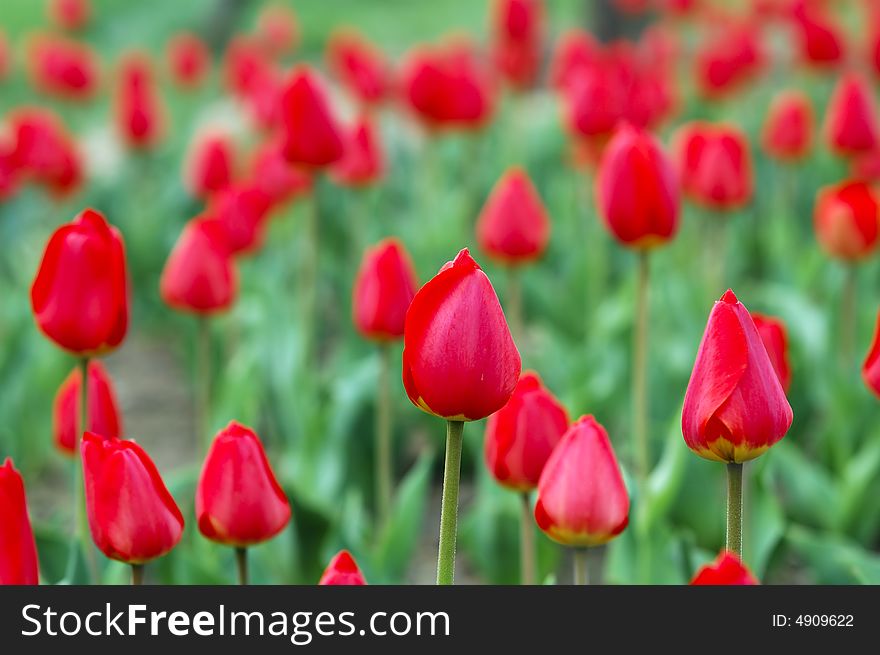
720,289 -> 738,304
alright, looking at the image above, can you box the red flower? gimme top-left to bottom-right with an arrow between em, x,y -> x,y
115,52 -> 163,149
824,73 -> 879,156
48,0 -> 91,31
534,415 -> 629,546
790,5 -> 844,68
31,208 -> 129,356
476,167 -> 551,264
549,29 -> 598,92
491,0 -> 543,89
167,33 -> 210,88
27,33 -> 98,100
208,182 -> 274,256
255,4 -> 299,57
8,108 -> 83,197
250,138 -> 313,205
224,36 -> 277,99
327,29 -> 391,106
0,459 -> 39,585
682,290 -> 793,463
82,432 -> 184,564
279,67 -> 345,168
53,360 -> 122,457
196,421 -> 291,547
484,371 -> 569,491
160,215 -> 238,315
690,551 -> 758,585
862,310 -> 880,398
695,21 -> 764,100
185,133 -> 235,199
318,550 -> 367,585
353,238 -> 419,341
751,312 -> 792,393
814,181 -> 880,261
674,122 -> 753,211
330,117 -> 385,187
762,90 -> 814,161
402,248 -> 521,421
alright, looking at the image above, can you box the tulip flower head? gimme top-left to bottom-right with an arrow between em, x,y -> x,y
762,90 -> 814,162
250,138 -> 313,205
813,181 -> 880,261
824,73 -> 879,156
185,133 -> 235,199
751,312 -> 792,393
53,360 -> 123,456
255,4 -> 299,57
208,182 -> 275,256
690,551 -> 758,585
353,238 -> 419,342
694,21 -> 764,100
318,550 -> 367,585
674,122 -> 753,212
491,0 -> 544,89
550,29 -> 598,92
0,459 -> 40,585
167,33 -> 210,88
330,117 -> 385,187
790,4 -> 844,68
115,52 -> 164,149
48,0 -> 91,31
279,67 -> 344,168
327,29 -> 391,107
8,108 -> 83,197
27,33 -> 98,100
682,290 -> 793,463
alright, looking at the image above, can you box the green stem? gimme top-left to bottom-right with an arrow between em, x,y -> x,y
436,420 -> 465,585
573,548 -> 589,585
197,317 -> 211,455
507,266 -> 524,347
633,252 -> 650,485
841,265 -> 857,371
375,343 -> 393,523
302,185 -> 319,368
726,463 -> 744,557
131,564 -> 144,586
65,357 -> 96,583
705,214 -> 728,300
235,547 -> 248,586
519,493 -> 535,585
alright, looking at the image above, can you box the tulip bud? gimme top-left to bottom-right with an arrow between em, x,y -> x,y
402,248 -> 521,421
196,422 -> 291,547
595,123 -> 680,249
674,122 -> 753,211
751,312 -> 792,393
115,53 -> 164,149
476,167 -> 550,264
491,0 -> 543,89
256,4 -> 299,57
48,0 -> 90,31
824,73 -> 879,156
160,215 -> 238,315
762,90 -> 814,162
550,29 -> 597,92
326,29 -> 390,106
167,33 -> 210,89
8,108 -> 83,198
791,7 -> 844,68
250,138 -> 313,206
690,551 -> 758,585
353,238 -> 419,341
862,309 -> 880,398
82,433 -> 184,563
31,208 -> 129,356
682,290 -> 793,463
279,67 -> 345,168
185,133 -> 235,199
318,550 -> 367,585
694,22 -> 764,100
0,459 -> 40,585
813,181 -> 880,261
330,117 -> 384,188
209,182 -> 274,256
53,360 -> 123,456
484,371 -> 569,492
26,33 -> 98,101
534,415 -> 629,546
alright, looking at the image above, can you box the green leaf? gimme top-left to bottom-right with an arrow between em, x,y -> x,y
784,525 -> 880,584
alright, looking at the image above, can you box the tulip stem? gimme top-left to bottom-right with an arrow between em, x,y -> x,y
235,547 -> 248,585
376,342 -> 393,524
726,463 -> 743,557
196,317 -> 211,455
507,266 -> 524,346
131,564 -> 144,586
633,252 -> 650,484
436,420 -> 465,585
301,184 -> 320,368
519,493 -> 535,585
573,548 -> 589,585
841,265 -> 857,370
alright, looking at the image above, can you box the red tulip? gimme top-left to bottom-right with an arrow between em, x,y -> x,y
115,53 -> 163,149
327,29 -> 391,106
330,117 -> 385,187
871,19 -> 880,79
484,371 -> 569,492
279,67 -> 345,168
53,360 -> 123,457
549,29 -> 598,92
224,36 -> 277,99
250,138 -> 313,205
196,421 -> 291,547
353,238 -> 419,341
595,123 -> 680,249
762,90 -> 814,161
209,182 -> 274,256
862,309 -> 880,398
690,551 -> 758,585
8,108 -> 83,197
674,122 -> 753,211
402,248 -> 521,421
491,0 -> 543,89
160,215 -> 237,315
824,73 -> 879,156
81,432 -> 184,564
813,181 -> 880,261
476,167 -> 551,264
167,33 -> 210,88
0,459 -> 39,585
255,4 -> 299,57
790,5 -> 844,68
682,289 -> 793,463
27,33 -> 98,100
185,133 -> 235,199
695,21 -> 764,100
318,550 -> 367,585
48,0 -> 91,31
534,415 -> 629,546
751,312 -> 792,393
31,208 -> 128,356
659,0 -> 697,15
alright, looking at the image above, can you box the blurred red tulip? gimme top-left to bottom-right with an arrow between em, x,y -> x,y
0,459 -> 39,585
353,238 -> 419,342
82,432 -> 184,564
751,312 -> 792,393
674,122 -> 753,211
48,0 -> 91,31
659,0 -> 697,16
327,28 -> 391,106
813,181 -> 880,261
224,35 -> 277,99
476,167 -> 550,264
484,371 -> 569,492
790,3 -> 844,68
695,21 -> 764,100
27,33 -> 98,100
8,108 -> 83,197
824,73 -> 879,156
402,248 -> 521,421
209,182 -> 274,256
690,551 -> 758,585
863,309 -> 880,397
762,90 -> 814,161
549,29 -> 598,92
160,215 -> 237,315
255,4 -> 299,57
167,32 -> 210,88
682,289 -> 793,463
115,52 -> 163,149
318,550 -> 367,585
196,421 -> 291,547
185,133 -> 235,199
534,415 -> 629,546
279,67 -> 345,167
250,138 -> 313,205
851,145 -> 880,182
31,208 -> 129,356
331,117 -> 385,187
53,360 -> 122,457
491,0 -> 543,89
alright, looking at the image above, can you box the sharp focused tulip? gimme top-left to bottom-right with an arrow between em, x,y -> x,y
53,360 -> 122,456
115,53 -> 163,149
402,248 -> 521,421
0,459 -> 40,585
682,290 -> 793,463
81,432 -> 184,564
279,67 -> 345,168
751,312 -> 792,393
862,310 -> 880,398
595,123 -> 680,249
160,215 -> 237,315
484,371 -> 569,491
196,421 -> 291,547
327,29 -> 391,106
491,0 -> 543,89
762,90 -> 814,161
476,167 -> 550,264
824,73 -> 879,156
353,238 -> 418,341
48,0 -> 90,31
256,4 -> 299,56
27,33 -> 98,100
167,33 -> 210,88
813,181 -> 880,261
674,122 -> 753,211
31,208 -> 129,356
690,551 -> 758,585
534,415 -> 629,546
330,117 -> 384,187
209,182 -> 274,256
185,133 -> 235,199
318,550 -> 367,585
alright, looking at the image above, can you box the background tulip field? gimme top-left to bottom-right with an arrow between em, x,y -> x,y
3,0 -> 880,586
